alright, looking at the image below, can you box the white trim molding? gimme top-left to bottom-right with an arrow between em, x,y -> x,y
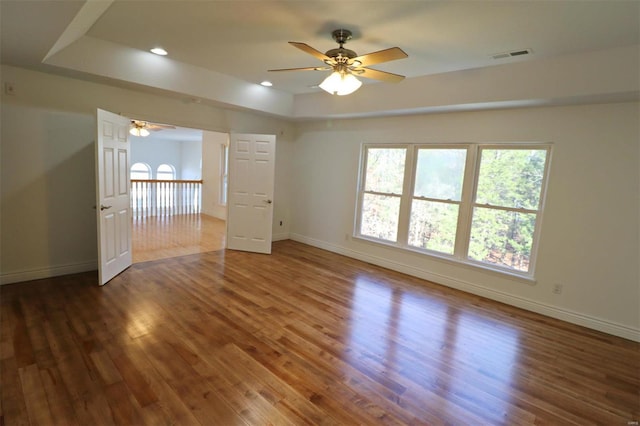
289,233 -> 640,342
272,232 -> 290,242
0,261 -> 98,285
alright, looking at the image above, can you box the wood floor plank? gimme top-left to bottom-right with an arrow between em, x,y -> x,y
191,346 -> 298,426
103,381 -> 145,425
89,350 -> 123,386
18,364 -> 54,426
218,343 -> 341,425
2,238 -> 639,425
42,317 -> 115,426
111,341 -> 202,426
38,366 -> 80,426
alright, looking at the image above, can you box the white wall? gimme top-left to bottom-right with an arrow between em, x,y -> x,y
131,137 -> 202,180
0,65 -> 293,283
181,140 -> 202,180
131,138 -> 183,178
1,105 -> 97,278
290,102 -> 640,340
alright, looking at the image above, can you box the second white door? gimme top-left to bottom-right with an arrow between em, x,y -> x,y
226,133 -> 276,254
96,109 -> 132,285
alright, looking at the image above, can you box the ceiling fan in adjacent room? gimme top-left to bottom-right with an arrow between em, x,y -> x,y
129,120 -> 176,137
269,29 -> 408,96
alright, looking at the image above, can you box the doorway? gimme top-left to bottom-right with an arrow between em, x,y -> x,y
129,121 -> 229,263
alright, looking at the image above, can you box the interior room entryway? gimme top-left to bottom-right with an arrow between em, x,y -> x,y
128,120 -> 229,264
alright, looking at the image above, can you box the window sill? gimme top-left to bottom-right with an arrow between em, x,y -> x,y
352,235 -> 537,286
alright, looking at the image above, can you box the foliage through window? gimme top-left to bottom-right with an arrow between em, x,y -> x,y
356,144 -> 550,276
409,148 -> 466,255
360,147 -> 406,242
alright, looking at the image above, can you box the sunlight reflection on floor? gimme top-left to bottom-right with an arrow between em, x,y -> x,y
348,274 -> 520,416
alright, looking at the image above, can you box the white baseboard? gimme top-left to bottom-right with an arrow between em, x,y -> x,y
1,261 -> 97,285
272,232 -> 290,242
1,233 -> 292,285
289,233 -> 640,342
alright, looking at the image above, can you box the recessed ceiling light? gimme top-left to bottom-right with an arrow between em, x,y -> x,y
150,47 -> 168,56
260,81 -> 273,87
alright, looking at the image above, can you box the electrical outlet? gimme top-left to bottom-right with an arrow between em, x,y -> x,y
4,82 -> 16,95
552,283 -> 563,295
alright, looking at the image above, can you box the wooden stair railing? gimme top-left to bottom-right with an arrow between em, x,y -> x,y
131,179 -> 202,216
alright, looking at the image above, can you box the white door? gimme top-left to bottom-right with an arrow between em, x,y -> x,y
226,133 -> 276,254
96,109 -> 132,285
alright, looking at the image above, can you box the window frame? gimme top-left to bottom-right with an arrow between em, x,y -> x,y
156,163 -> 176,180
355,144 -> 410,243
130,162 -> 152,180
407,145 -> 473,255
355,143 -> 552,280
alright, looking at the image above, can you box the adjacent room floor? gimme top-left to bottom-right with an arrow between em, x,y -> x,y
132,213 -> 226,263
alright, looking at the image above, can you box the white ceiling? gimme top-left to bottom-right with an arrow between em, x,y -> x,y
131,123 -> 204,144
84,1 -> 639,94
1,0 -> 639,118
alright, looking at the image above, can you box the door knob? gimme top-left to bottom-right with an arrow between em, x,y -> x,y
100,204 -> 112,211
264,199 -> 272,204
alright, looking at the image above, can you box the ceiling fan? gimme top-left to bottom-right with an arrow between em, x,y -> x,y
269,29 -> 408,96
130,120 -> 175,137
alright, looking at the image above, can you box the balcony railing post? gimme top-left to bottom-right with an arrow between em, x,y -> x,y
131,179 -> 202,218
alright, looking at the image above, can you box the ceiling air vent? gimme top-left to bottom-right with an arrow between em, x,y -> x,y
491,48 -> 533,60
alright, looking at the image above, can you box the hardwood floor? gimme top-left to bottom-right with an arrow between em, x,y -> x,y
1,241 -> 638,425
132,213 -> 225,263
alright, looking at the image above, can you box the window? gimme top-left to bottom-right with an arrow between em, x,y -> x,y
156,163 -> 176,180
409,148 -> 467,255
360,147 -> 406,242
130,162 -> 151,180
220,144 -> 229,205
468,148 -> 548,272
356,144 -> 550,277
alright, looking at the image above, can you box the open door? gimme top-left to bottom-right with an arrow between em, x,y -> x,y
226,133 -> 276,254
96,109 -> 132,285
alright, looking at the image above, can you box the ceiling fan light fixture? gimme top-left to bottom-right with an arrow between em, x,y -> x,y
150,47 -> 168,56
130,127 -> 150,137
319,71 -> 362,96
269,29 -> 407,94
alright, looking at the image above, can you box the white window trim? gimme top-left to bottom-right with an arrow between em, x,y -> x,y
354,143 -> 552,280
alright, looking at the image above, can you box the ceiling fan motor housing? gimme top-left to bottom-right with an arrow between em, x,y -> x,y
325,47 -> 358,60
332,29 -> 353,45
326,29 -> 357,61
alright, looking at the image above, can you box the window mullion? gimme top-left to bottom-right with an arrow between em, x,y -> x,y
365,190 -> 404,197
413,196 -> 461,205
454,145 -> 477,260
396,145 -> 415,246
473,203 -> 538,215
